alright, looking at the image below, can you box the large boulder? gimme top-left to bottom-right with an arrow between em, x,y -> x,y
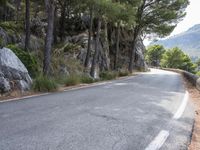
0,47 -> 32,93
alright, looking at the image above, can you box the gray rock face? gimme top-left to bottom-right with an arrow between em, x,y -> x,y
0,47 -> 32,93
0,77 -> 11,93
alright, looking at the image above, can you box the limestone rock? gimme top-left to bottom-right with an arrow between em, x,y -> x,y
0,47 -> 32,93
0,77 -> 11,93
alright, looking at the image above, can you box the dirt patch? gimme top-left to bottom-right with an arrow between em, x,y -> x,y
182,76 -> 200,150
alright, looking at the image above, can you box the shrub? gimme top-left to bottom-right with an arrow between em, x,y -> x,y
0,37 -> 3,47
100,71 -> 118,80
196,71 -> 200,77
118,70 -> 129,77
6,44 -> 39,77
80,75 -> 94,84
32,76 -> 58,92
63,43 -> 81,53
65,75 -> 80,86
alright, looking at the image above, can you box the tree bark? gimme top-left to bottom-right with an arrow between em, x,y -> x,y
53,6 -> 58,44
25,0 -> 30,51
59,0 -> 67,42
43,0 -> 55,76
90,18 -> 101,78
128,27 -> 139,73
114,24 -> 120,70
84,6 -> 93,68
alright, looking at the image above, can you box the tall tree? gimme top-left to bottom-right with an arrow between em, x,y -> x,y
128,0 -> 189,73
90,17 -> 102,77
43,0 -> 55,75
110,1 -> 137,70
25,0 -> 30,51
84,4 -> 94,68
90,0 -> 120,77
58,0 -> 67,42
161,47 -> 196,73
146,44 -> 165,67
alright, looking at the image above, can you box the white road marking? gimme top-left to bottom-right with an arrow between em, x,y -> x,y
145,130 -> 169,150
114,83 -> 127,86
145,91 -> 189,150
173,91 -> 189,119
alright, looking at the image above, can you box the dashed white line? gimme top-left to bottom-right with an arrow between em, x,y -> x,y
173,91 -> 189,119
145,130 -> 169,150
145,91 -> 189,150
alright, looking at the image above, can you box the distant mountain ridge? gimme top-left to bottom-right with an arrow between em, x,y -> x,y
151,24 -> 200,58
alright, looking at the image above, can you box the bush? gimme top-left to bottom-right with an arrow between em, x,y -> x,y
6,44 -> 39,77
65,75 -> 80,86
118,70 -> 129,77
63,43 -> 81,53
80,75 -> 94,84
196,71 -> 200,77
32,76 -> 58,92
100,71 -> 118,80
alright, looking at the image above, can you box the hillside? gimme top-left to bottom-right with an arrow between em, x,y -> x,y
152,24 -> 200,58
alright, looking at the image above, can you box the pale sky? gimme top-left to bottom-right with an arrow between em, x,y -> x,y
170,0 -> 200,36
145,0 -> 200,45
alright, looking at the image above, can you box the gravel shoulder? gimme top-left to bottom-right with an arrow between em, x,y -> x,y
183,76 -> 200,150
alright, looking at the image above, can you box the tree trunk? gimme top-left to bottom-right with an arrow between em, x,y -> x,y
90,18 -> 101,78
128,27 -> 139,73
114,24 -> 120,70
25,0 -> 30,51
15,0 -> 21,22
43,0 -> 55,76
59,1 -> 67,42
84,6 -> 93,68
103,21 -> 110,70
53,6 -> 58,44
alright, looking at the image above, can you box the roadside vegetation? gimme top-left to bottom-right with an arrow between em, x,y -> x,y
0,0 -> 189,94
146,45 -> 199,74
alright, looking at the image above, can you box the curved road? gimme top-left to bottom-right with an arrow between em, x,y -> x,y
0,69 -> 194,150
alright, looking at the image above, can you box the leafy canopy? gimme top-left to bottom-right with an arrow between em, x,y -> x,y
161,47 -> 197,73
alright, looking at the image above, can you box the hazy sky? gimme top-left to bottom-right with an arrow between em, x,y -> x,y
144,0 -> 200,45
170,0 -> 200,36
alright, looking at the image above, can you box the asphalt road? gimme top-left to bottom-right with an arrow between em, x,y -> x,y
0,69 -> 194,150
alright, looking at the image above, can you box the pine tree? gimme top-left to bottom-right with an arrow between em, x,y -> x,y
128,0 -> 189,73
43,0 -> 55,76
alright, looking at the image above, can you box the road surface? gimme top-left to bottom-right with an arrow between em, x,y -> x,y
0,69 -> 194,150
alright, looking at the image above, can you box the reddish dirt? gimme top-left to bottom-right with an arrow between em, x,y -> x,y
182,77 -> 200,150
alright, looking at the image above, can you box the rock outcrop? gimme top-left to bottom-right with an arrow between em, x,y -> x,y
0,47 -> 32,93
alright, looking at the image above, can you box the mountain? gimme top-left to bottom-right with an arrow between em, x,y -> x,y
151,24 -> 200,58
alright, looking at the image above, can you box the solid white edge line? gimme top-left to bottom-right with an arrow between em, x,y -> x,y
145,130 -> 169,150
173,91 -> 189,119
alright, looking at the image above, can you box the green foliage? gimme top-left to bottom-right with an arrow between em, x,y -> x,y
196,58 -> 200,66
146,45 -> 166,66
196,71 -> 200,77
118,70 -> 129,77
64,75 -> 81,86
6,44 -> 39,77
0,37 -> 3,47
32,75 -> 58,92
0,21 -> 23,33
80,75 -> 94,84
63,43 -> 81,53
161,47 -> 197,73
133,0 -> 189,38
100,71 -> 118,80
